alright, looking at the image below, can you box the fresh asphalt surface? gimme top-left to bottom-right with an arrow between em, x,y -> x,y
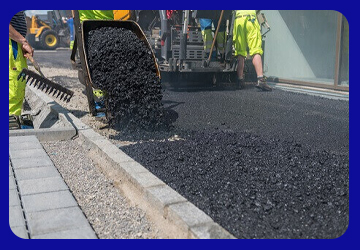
35,49 -> 349,239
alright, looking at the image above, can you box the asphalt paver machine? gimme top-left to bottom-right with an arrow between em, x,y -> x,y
135,10 -> 270,89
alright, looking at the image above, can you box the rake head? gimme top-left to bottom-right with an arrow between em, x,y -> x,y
17,68 -> 74,102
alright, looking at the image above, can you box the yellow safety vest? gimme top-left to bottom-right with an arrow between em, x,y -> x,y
9,39 -> 28,116
78,10 -> 114,22
235,10 -> 257,17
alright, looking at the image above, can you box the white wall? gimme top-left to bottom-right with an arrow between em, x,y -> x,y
262,10 -> 338,83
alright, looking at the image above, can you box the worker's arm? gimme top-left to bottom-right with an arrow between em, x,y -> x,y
9,24 -> 34,58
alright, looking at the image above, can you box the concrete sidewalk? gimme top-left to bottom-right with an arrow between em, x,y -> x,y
9,135 -> 97,239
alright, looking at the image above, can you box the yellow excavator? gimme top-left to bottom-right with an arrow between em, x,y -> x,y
26,10 -> 70,50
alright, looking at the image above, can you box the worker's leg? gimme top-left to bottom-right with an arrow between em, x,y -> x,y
233,18 -> 247,89
216,30 -> 226,61
237,55 -> 245,79
200,19 -> 215,59
246,19 -> 272,91
9,39 -> 28,116
252,54 -> 263,77
213,20 -> 226,61
236,55 -> 246,89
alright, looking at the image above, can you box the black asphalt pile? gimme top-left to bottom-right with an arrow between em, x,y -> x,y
122,129 -> 349,239
87,27 -> 169,132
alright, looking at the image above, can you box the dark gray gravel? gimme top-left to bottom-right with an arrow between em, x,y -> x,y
121,88 -> 349,239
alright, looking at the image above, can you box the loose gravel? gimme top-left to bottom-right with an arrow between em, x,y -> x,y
42,139 -> 161,239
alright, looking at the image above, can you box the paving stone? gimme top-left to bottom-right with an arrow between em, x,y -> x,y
26,207 -> 94,237
9,128 -> 77,142
145,185 -> 187,216
94,139 -> 134,163
119,161 -> 149,175
9,175 -> 16,190
189,223 -> 236,239
130,171 -> 166,190
9,205 -> 26,228
9,189 -> 21,207
9,148 -> 48,160
31,227 -> 97,239
18,176 -> 68,196
9,141 -> 43,151
11,157 -> 53,169
21,190 -> 78,213
10,226 -> 29,239
167,202 -> 213,233
9,135 -> 38,144
67,113 -> 90,130
14,165 -> 59,181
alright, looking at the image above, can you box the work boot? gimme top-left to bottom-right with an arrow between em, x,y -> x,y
237,78 -> 245,90
255,76 -> 272,91
219,54 -> 225,64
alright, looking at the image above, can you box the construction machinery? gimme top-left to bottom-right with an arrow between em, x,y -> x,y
134,10 -> 270,88
71,10 -> 270,117
26,10 -> 70,50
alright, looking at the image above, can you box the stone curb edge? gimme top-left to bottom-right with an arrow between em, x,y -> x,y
67,113 -> 235,239
9,86 -> 77,141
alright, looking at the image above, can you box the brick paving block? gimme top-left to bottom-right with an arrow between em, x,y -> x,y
27,207 -> 94,237
21,190 -> 78,213
79,128 -> 103,140
14,165 -> 59,181
189,223 -> 236,239
94,139 -> 134,163
10,226 -> 29,239
109,148 -> 134,164
9,141 -> 42,152
145,185 -> 187,216
31,227 -> 97,239
18,176 -> 68,196
9,175 -> 16,190
9,148 -> 48,160
9,205 -> 26,228
67,113 -> 90,130
119,161 -> 149,176
9,135 -> 38,144
9,189 -> 21,207
167,202 -> 213,233
11,157 -> 53,169
130,171 -> 166,190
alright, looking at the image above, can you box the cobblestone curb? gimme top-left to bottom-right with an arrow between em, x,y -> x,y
9,86 -> 76,141
65,112 -> 235,239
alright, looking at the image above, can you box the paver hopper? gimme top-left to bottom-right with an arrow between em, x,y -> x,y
72,17 -> 160,116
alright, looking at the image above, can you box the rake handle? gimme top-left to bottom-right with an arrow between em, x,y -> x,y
207,10 -> 225,63
27,54 -> 45,78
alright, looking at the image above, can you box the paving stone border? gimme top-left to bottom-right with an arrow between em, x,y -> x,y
9,86 -> 76,141
67,112 -> 235,239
